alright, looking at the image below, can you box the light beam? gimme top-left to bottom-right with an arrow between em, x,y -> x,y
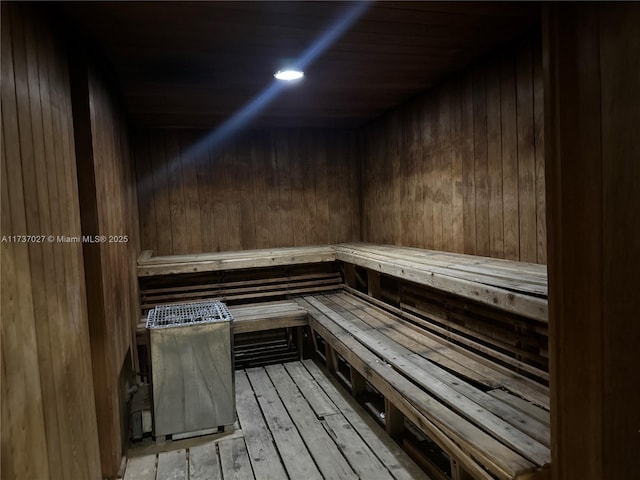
138,1 -> 372,197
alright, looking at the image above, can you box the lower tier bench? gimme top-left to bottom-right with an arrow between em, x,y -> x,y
136,300 -> 311,377
232,301 -> 309,368
298,292 -> 550,480
231,301 -> 308,334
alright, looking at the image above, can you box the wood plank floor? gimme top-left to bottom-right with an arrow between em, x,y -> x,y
124,360 -> 429,480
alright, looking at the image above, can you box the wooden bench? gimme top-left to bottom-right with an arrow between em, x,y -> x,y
298,292 -> 550,480
137,245 -> 336,277
135,247 -> 339,376
136,300 -> 311,376
135,243 -> 550,478
335,243 -> 547,322
231,301 -> 310,369
139,269 -> 341,312
231,301 -> 308,334
335,244 -> 549,379
137,247 -> 341,315
137,243 -> 547,321
135,243 -> 548,394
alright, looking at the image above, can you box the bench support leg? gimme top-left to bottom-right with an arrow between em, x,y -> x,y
296,327 -> 305,360
384,398 -> 404,441
350,367 -> 367,397
343,263 -> 357,289
310,329 -> 322,360
326,345 -> 339,374
451,459 -> 474,480
368,270 -> 381,299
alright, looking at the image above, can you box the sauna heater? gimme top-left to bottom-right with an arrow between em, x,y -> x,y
147,300 -> 235,439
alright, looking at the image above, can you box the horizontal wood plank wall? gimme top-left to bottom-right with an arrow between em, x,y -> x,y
0,4 -> 102,480
134,129 -> 360,255
361,36 -> 546,264
71,56 -> 141,477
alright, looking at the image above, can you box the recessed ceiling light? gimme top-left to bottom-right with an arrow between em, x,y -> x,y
274,70 -> 304,81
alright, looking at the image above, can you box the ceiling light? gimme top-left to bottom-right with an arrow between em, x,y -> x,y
274,70 -> 304,81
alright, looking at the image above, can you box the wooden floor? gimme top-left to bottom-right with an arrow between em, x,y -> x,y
124,360 -> 429,480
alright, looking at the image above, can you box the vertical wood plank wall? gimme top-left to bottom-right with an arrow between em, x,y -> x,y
361,36 -> 546,264
71,59 -> 141,477
0,4 -> 102,480
544,3 -> 640,479
134,129 -> 361,255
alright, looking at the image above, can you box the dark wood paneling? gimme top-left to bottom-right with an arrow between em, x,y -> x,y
58,2 -> 540,128
486,59 -> 504,259
71,56 -> 141,477
135,129 -> 360,255
362,36 -> 546,264
544,3 -> 640,479
599,6 -> 640,475
1,4 -> 101,479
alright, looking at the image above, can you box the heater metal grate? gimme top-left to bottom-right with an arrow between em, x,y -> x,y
146,300 -> 233,329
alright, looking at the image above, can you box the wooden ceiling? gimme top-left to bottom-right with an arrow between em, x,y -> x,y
59,1 -> 540,129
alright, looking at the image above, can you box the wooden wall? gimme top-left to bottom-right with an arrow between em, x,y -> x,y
1,4 -> 102,480
361,36 -> 546,264
71,56 -> 141,476
134,129 -> 361,255
544,3 -> 640,479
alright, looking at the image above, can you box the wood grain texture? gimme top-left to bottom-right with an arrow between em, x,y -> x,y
361,36 -> 546,264
544,3 -> 640,479
234,371 -> 288,479
599,4 -> 640,477
126,362 -> 427,480
189,443 -> 222,480
137,245 -> 336,276
515,45 -> 537,263
246,367 -> 324,480
150,322 -> 234,436
486,59 -> 504,259
156,449 -> 187,480
135,129 -> 360,255
299,296 -> 534,480
124,455 -> 157,480
335,243 -> 547,322
265,364 -> 358,479
1,4 -> 101,479
301,360 -> 431,480
58,2 -> 540,129
71,53 -> 141,477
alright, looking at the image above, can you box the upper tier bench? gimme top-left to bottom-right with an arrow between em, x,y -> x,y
137,243 -> 548,322
137,245 -> 336,276
137,246 -> 341,313
334,243 -> 547,323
